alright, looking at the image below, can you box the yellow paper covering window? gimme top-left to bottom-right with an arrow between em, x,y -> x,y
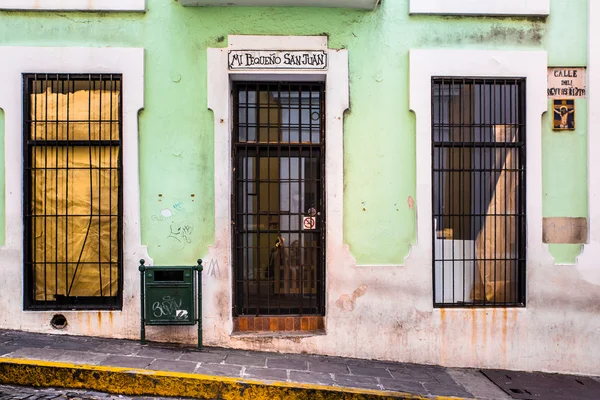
30,87 -> 120,300
31,86 -> 119,141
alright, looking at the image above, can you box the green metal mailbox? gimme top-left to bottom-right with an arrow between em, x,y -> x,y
139,259 -> 203,349
144,266 -> 195,325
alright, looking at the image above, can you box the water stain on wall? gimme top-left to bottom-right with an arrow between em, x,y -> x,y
335,284 -> 368,312
215,290 -> 229,320
394,309 -> 430,331
421,20 -> 545,46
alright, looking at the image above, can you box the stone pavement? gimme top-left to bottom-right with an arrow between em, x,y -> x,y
0,329 -> 595,399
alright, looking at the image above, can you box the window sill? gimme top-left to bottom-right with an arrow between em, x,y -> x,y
179,0 -> 379,10
409,0 -> 549,16
232,330 -> 326,338
0,0 -> 145,11
433,303 -> 526,309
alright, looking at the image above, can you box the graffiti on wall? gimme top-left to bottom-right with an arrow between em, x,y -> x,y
151,195 -> 195,250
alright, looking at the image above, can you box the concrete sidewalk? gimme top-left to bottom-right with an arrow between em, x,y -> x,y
0,329 -> 575,399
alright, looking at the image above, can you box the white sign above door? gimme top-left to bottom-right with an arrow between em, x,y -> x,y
228,50 -> 328,70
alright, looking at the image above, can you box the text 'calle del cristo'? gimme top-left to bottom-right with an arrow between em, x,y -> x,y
228,50 -> 328,70
547,67 -> 586,99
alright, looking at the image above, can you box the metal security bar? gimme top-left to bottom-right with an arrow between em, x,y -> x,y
23,73 -> 123,310
232,82 -> 325,316
431,77 -> 526,307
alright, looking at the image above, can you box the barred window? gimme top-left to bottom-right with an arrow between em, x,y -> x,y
432,77 -> 526,307
23,74 -> 122,310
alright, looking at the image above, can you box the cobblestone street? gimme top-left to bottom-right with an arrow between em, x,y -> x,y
0,385 -> 194,400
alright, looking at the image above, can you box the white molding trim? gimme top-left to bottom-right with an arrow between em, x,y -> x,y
409,0 -> 549,16
206,36 -> 349,337
228,35 -> 328,51
0,0 -> 145,11
573,1 -> 600,284
408,49 -> 551,292
0,47 -> 150,322
180,0 -> 378,10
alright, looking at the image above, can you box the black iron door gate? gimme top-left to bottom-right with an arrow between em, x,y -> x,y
232,82 -> 325,316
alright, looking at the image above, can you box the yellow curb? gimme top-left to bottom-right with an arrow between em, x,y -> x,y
0,357 -> 469,400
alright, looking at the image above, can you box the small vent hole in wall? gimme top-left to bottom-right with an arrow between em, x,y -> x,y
50,314 -> 68,329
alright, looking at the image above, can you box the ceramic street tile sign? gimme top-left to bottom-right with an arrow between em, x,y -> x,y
228,50 -> 328,70
547,67 -> 586,99
553,99 -> 575,130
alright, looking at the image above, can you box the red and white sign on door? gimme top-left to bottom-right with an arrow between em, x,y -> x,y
303,216 -> 316,230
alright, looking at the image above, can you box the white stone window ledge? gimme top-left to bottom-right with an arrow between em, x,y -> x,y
0,0 -> 145,12
410,0 -> 549,16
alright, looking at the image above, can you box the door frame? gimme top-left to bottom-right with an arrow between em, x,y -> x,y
207,35 -> 349,335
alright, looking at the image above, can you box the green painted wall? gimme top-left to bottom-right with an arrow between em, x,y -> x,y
0,0 -> 588,264
542,1 -> 588,264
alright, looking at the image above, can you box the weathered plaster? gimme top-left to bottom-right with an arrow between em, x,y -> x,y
0,0 -> 596,376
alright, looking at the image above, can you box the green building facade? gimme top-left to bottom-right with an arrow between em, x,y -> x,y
0,0 -> 598,375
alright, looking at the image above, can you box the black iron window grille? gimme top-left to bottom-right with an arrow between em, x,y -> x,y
23,74 -> 123,310
432,77 -> 526,307
232,82 -> 326,316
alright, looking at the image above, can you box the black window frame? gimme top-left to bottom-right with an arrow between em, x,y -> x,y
22,73 -> 124,311
431,76 -> 527,308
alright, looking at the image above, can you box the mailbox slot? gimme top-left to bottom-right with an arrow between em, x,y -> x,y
153,270 -> 185,282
